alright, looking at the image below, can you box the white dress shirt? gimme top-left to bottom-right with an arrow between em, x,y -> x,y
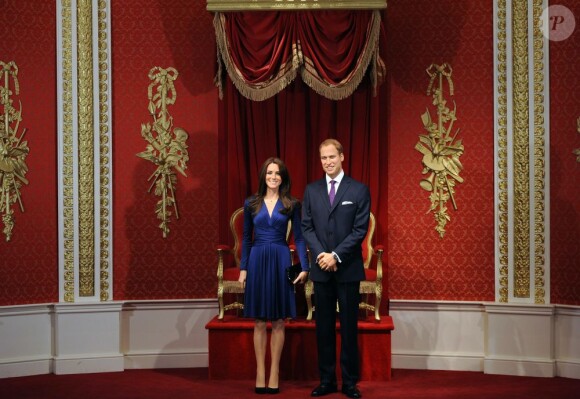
326,170 -> 345,194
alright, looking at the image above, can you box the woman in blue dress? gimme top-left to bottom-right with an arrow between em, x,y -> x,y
238,157 -> 309,394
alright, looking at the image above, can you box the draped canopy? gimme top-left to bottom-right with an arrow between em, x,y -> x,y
214,10 -> 386,101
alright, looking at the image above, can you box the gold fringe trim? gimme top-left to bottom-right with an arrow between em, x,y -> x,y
214,28 -> 224,100
213,13 -> 299,102
301,10 -> 382,100
214,11 -> 383,101
213,13 -> 226,100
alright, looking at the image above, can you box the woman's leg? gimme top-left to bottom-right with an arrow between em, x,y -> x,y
254,319 -> 267,388
268,319 -> 285,389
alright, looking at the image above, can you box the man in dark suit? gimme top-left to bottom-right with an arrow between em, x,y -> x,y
302,139 -> 370,399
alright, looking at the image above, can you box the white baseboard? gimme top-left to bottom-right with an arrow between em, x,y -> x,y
121,299 -> 216,370
390,300 -> 580,379
556,359 -> 580,379
0,357 -> 52,379
1,300 -> 579,380
0,304 -> 53,379
53,354 -> 124,375
124,352 -> 208,369
390,300 -> 486,373
484,357 -> 556,377
392,352 -> 483,372
0,299 -> 217,378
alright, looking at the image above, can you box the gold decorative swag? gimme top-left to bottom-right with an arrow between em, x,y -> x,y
137,67 -> 190,238
0,61 -> 29,242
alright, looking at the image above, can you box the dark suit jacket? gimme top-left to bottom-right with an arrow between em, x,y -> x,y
301,175 -> 371,283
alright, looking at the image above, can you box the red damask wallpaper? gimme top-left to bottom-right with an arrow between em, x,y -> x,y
0,1 -> 58,305
549,1 -> 580,305
385,0 -> 495,301
1,0 -> 574,307
111,0 -> 218,299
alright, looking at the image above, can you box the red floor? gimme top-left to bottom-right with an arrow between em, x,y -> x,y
1,368 -> 580,399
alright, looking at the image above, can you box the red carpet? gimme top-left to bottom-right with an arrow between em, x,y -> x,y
1,368 -> 580,399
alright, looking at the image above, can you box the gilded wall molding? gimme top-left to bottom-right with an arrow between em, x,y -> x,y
97,0 -> 112,301
512,0 -> 530,299
77,0 -> 95,297
496,0 -> 509,303
59,0 -> 75,303
495,0 -> 548,304
532,0 -> 546,304
58,0 -> 113,302
207,0 -> 387,11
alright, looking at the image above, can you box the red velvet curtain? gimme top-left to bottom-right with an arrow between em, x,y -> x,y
217,11 -> 388,250
214,11 -> 384,101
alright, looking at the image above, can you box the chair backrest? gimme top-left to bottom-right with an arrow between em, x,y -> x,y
230,207 -> 245,267
361,212 -> 376,269
229,206 -> 292,267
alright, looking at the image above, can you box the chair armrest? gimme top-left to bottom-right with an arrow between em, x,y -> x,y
216,245 -> 234,280
374,245 -> 384,279
216,245 -> 233,264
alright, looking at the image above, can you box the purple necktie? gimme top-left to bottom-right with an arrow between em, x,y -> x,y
329,180 -> 336,206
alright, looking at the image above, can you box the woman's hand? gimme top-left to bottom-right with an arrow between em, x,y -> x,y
293,271 -> 309,285
238,270 -> 247,287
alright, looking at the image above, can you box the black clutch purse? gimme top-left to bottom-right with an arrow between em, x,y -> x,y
286,263 -> 302,284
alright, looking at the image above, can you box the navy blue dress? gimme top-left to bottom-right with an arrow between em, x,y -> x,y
240,198 -> 309,320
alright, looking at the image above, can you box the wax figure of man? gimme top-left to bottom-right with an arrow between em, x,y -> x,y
301,139 -> 370,399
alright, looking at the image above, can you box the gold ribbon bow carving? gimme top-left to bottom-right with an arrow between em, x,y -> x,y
137,67 -> 189,238
0,61 -> 29,242
415,63 -> 463,238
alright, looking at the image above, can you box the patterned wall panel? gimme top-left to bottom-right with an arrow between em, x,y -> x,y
385,0 -> 495,300
0,1 -> 59,305
549,1 -> 580,305
2,0 -> 573,307
111,0 -> 219,299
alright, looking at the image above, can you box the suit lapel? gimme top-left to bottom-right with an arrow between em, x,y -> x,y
316,179 -> 332,210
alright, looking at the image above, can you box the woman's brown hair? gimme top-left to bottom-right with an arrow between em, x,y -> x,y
249,157 -> 296,215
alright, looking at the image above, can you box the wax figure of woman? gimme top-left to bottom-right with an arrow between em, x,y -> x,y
238,157 -> 309,394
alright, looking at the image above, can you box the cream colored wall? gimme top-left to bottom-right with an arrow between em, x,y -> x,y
1,300 -> 579,379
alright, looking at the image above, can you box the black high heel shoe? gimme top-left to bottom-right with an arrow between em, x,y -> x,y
255,387 -> 268,394
266,387 -> 280,394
